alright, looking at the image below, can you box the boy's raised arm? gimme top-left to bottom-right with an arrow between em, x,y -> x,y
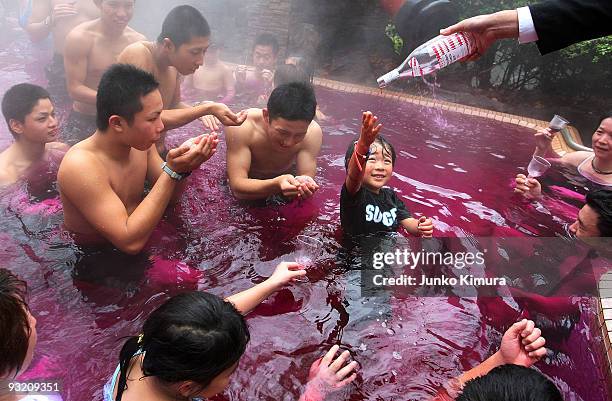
345,111 -> 382,195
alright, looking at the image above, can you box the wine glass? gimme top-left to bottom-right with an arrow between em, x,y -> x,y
549,115 -> 569,132
294,235 -> 323,281
527,156 -> 551,178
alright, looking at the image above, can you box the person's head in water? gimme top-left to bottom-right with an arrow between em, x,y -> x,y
252,33 -> 279,71
204,42 -> 222,66
273,64 -> 309,88
115,292 -> 249,400
263,82 -> 316,151
1,83 -> 58,143
569,189 -> 612,237
94,0 -> 135,30
96,64 -> 163,151
344,135 -> 397,192
0,269 -> 37,379
157,5 -> 211,75
592,113 -> 612,163
457,364 -> 563,401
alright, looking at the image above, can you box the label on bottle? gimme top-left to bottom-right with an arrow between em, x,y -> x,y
428,32 -> 474,68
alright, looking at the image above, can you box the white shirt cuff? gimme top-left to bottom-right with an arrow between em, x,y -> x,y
517,6 -> 539,44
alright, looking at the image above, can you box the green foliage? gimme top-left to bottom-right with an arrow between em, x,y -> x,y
385,23 -> 404,55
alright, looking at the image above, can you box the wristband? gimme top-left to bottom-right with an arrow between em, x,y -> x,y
161,162 -> 191,181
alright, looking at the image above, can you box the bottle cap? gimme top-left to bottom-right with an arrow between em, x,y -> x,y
377,69 -> 401,88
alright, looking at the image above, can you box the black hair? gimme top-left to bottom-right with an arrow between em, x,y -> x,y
157,5 -> 210,48
585,190 -> 612,236
1,83 -> 51,139
274,64 -> 310,88
599,112 -> 612,125
457,364 -> 563,401
253,33 -> 279,54
0,269 -> 31,377
115,292 -> 249,401
96,64 -> 159,131
267,82 -> 316,122
344,134 -> 397,170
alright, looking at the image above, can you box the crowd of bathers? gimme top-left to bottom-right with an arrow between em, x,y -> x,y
1,2 -> 611,401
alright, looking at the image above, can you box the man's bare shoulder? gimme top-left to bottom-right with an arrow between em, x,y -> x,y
64,19 -> 97,50
226,108 -> 263,144
118,41 -> 155,69
124,27 -> 147,42
58,144 -> 105,183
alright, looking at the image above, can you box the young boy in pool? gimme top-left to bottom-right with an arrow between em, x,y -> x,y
105,262 -> 357,401
341,111 -> 433,237
0,83 -> 68,187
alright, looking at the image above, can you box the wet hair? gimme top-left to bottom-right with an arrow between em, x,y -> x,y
267,82 -> 317,122
274,64 -> 310,88
457,364 -> 563,401
1,83 -> 51,138
157,5 -> 210,48
0,269 -> 31,377
344,135 -> 397,170
115,292 -> 249,401
253,33 -> 279,54
585,190 -> 612,236
96,64 -> 159,131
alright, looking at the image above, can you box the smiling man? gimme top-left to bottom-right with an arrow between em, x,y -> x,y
225,82 -> 322,201
58,64 -> 219,254
62,0 -> 145,145
118,5 -> 247,154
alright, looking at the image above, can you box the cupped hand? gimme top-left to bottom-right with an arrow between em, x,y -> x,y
261,69 -> 274,83
52,3 -> 79,21
211,103 -> 248,127
279,174 -> 301,198
166,132 -> 219,173
199,114 -> 221,131
295,175 -> 320,200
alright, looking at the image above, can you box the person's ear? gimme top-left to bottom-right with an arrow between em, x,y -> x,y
8,119 -> 24,135
262,108 -> 269,123
108,115 -> 125,132
162,38 -> 176,53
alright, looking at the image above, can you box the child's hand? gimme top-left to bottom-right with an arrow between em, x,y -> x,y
303,345 -> 358,400
417,216 -> 434,238
358,111 -> 382,148
268,262 -> 306,290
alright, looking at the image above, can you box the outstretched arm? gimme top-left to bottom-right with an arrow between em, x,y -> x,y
345,112 -> 382,195
226,262 -> 305,314
160,102 -> 246,132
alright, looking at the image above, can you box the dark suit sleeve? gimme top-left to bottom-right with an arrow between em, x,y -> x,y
529,0 -> 612,55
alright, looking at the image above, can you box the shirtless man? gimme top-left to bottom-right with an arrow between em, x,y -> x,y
187,43 -> 235,104
235,33 -> 279,105
62,0 -> 145,145
22,0 -> 99,103
533,114 -> 612,187
58,64 -> 219,254
0,83 -> 68,187
118,5 -> 245,154
226,82 -> 322,201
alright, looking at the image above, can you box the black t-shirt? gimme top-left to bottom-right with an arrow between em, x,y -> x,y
340,184 -> 412,236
